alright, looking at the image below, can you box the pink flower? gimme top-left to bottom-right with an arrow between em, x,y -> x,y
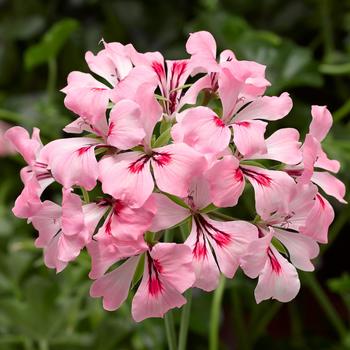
31,189 -> 105,272
172,92 -> 293,158
5,126 -> 54,218
206,156 -> 296,220
62,41 -> 157,131
90,242 -> 195,322
150,178 -> 258,291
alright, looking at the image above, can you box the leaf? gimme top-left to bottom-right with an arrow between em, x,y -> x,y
24,19 -> 79,69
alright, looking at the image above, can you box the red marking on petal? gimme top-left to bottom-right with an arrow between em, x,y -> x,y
267,248 -> 282,274
235,121 -> 250,128
91,87 -> 107,92
105,214 -> 113,235
193,242 -> 208,259
153,259 -> 163,274
148,276 -> 163,296
286,169 -> 303,177
316,194 -> 325,209
152,61 -> 165,80
213,116 -> 226,128
107,121 -> 115,136
234,168 -> 244,182
128,155 -> 150,173
147,253 -> 164,296
77,145 -> 93,156
213,231 -> 231,247
242,167 -> 271,187
152,152 -> 172,167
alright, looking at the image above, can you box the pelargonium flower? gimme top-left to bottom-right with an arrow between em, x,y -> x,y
5,30 -> 346,325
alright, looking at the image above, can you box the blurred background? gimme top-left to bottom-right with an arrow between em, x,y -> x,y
0,0 -> 350,349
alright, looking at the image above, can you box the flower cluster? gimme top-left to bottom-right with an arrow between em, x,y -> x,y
6,31 -> 346,322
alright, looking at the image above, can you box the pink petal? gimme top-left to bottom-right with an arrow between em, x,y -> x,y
202,216 -> 258,278
131,254 -> 187,322
5,126 -> 42,165
310,105 -> 332,142
186,31 -> 218,74
232,120 -> 267,157
218,68 -> 243,121
96,197 -> 156,243
32,200 -> 61,248
254,246 -> 300,303
300,194 -> 334,244
185,219 -> 220,291
41,137 -> 100,190
90,256 -> 140,311
62,71 -> 110,125
178,75 -> 212,109
249,128 -> 302,165
107,99 -> 145,149
242,165 -> 296,220
311,171 -> 347,203
206,156 -> 245,208
150,193 -> 190,232
233,92 -> 293,122
43,234 -> 68,273
171,107 -> 231,156
272,228 -> 319,271
150,243 -> 195,293
87,237 -> 125,279
315,149 -> 340,173
297,134 -> 320,185
61,189 -> 85,236
99,152 -> 154,208
240,232 -> 272,279
152,143 -> 207,198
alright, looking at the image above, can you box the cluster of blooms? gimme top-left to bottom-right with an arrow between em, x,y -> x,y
6,31 -> 346,322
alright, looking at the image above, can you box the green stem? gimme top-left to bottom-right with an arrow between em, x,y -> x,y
231,287 -> 250,350
320,0 -> 334,62
333,99 -> 350,122
209,211 -> 239,221
38,339 -> 49,350
302,272 -> 347,339
0,108 -> 24,123
80,187 -> 90,203
164,311 -> 177,350
288,303 -> 305,349
47,58 -> 57,103
178,289 -> 192,350
209,275 -> 226,350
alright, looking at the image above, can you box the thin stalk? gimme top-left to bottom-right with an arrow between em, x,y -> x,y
47,58 -> 57,103
288,303 -> 306,349
38,339 -> 49,350
333,99 -> 350,122
209,211 -> 239,221
320,0 -> 334,62
178,289 -> 193,350
209,275 -> 226,350
301,272 -> 347,339
231,288 -> 250,350
80,187 -> 90,203
0,108 -> 25,123
164,311 -> 177,350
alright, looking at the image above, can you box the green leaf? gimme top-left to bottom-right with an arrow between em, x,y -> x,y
24,19 -> 79,69
153,127 -> 172,148
131,254 -> 145,290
